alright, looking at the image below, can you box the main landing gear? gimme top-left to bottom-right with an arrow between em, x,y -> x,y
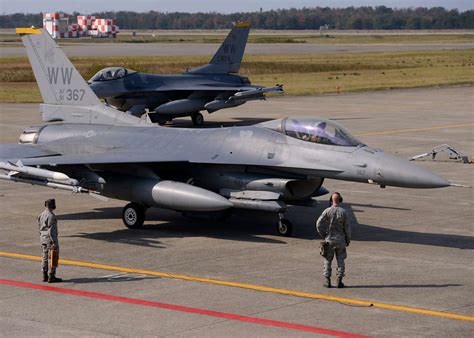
191,112 -> 204,126
122,202 -> 146,229
276,212 -> 293,237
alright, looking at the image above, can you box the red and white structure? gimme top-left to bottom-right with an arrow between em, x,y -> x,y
43,13 -> 119,39
43,12 -> 70,39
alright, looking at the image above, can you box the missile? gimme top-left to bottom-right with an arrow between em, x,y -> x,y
230,85 -> 284,100
0,161 -> 75,183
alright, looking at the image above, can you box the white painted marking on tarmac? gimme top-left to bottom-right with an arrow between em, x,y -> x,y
101,272 -> 156,281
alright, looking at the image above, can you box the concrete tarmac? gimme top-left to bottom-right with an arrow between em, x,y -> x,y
2,42 -> 474,57
0,86 -> 473,336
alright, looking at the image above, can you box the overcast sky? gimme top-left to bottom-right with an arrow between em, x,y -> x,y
1,0 -> 472,14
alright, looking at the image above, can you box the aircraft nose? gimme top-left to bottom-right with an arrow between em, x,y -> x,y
375,153 -> 450,189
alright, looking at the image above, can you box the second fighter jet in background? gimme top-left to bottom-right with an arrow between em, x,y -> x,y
88,22 -> 283,126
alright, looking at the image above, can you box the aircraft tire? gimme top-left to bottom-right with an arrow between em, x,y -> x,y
122,202 -> 146,229
192,112 -> 204,126
277,218 -> 293,237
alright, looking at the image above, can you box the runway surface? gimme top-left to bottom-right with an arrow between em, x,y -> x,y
1,42 -> 474,57
0,86 -> 473,336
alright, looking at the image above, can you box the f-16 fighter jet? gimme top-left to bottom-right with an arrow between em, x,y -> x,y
1,29 -> 450,236
87,22 -> 283,126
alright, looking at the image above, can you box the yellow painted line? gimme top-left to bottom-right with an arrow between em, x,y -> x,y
1,250 -> 473,322
355,123 -> 474,137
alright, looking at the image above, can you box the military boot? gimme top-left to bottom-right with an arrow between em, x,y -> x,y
48,273 -> 63,283
42,271 -> 49,282
337,277 -> 345,288
323,277 -> 331,288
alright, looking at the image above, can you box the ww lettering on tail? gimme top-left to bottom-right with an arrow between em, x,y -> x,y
47,67 -> 73,85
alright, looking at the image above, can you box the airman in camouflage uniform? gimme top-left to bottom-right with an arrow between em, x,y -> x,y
316,192 -> 351,288
38,199 -> 62,283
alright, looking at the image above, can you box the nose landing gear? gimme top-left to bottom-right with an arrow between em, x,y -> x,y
276,212 -> 293,237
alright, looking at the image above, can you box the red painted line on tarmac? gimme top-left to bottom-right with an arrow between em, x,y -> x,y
0,279 -> 368,337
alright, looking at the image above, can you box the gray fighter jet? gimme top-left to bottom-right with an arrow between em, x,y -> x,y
1,29 -> 450,236
87,22 -> 283,126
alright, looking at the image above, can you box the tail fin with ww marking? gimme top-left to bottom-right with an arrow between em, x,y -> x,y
187,22 -> 250,74
17,28 -> 145,125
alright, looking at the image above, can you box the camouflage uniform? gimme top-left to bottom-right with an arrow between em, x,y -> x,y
38,209 -> 59,274
316,206 -> 351,278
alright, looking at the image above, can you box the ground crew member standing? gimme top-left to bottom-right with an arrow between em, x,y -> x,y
38,199 -> 62,283
316,192 -> 351,288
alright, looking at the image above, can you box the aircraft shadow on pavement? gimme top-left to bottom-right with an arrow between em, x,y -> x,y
59,202 -> 474,250
61,207 -> 292,246
345,205 -> 474,250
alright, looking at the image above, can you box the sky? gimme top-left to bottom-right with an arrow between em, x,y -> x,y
1,0 -> 472,14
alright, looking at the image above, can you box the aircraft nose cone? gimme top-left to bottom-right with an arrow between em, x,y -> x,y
376,153 -> 450,189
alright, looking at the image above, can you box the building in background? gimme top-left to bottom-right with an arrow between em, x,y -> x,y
43,12 -> 119,39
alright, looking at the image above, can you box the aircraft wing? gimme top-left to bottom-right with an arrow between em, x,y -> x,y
18,152 -> 188,166
11,148 -> 342,175
0,144 -> 59,160
0,140 -> 342,197
150,84 -> 283,94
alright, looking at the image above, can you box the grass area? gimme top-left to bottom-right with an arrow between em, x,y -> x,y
0,82 -> 41,103
1,50 -> 473,102
1,33 -> 473,45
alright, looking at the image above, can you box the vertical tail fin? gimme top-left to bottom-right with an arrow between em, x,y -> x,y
188,22 -> 250,74
17,28 -> 145,125
18,28 -> 101,106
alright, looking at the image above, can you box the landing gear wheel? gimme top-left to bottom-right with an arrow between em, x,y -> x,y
277,218 -> 293,237
122,203 -> 146,229
191,112 -> 204,126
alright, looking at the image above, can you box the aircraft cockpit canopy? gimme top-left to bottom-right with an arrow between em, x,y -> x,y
263,117 -> 364,147
90,67 -> 136,82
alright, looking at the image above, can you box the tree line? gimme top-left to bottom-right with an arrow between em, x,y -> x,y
1,7 -> 473,30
